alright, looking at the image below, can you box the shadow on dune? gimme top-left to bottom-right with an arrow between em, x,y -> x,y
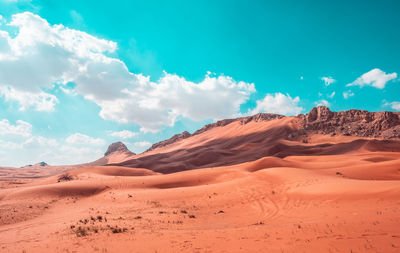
110,126 -> 400,173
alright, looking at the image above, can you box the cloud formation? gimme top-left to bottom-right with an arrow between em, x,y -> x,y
249,93 -> 303,116
66,133 -> 105,146
0,86 -> 58,111
0,121 -> 106,167
0,119 -> 32,138
133,141 -> 152,147
384,101 -> 400,111
321,76 -> 335,86
347,68 -> 397,89
0,12 -> 255,132
1,136 -> 104,167
391,102 -> 400,111
343,90 -> 354,99
315,99 -> 330,107
109,130 -> 138,139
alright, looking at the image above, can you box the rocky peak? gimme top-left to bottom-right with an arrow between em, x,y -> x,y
306,106 -> 333,122
104,142 -> 134,156
301,106 -> 400,138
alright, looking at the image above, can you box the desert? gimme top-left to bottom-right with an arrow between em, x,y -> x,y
1,106 -> 400,252
1,2 -> 400,252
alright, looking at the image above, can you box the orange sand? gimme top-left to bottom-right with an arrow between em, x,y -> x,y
1,117 -> 399,252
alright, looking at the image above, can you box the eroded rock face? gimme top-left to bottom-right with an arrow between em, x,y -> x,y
301,106 -> 400,138
147,113 -> 284,152
144,106 -> 400,153
147,131 -> 191,151
105,142 -> 134,156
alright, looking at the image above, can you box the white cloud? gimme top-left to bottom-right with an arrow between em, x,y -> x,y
0,86 -> 58,111
343,90 -> 354,99
66,133 -> 105,146
109,130 -> 138,139
0,119 -> 32,138
95,72 -> 255,132
315,99 -> 330,107
249,93 -> 303,116
391,102 -> 400,111
347,68 -> 397,89
0,117 -> 106,167
133,141 -> 152,147
385,101 -> 400,111
328,91 -> 335,98
0,12 -> 255,132
21,135 -> 57,149
0,136 -> 104,167
321,76 -> 335,86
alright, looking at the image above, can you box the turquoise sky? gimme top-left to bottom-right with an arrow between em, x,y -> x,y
0,0 -> 399,166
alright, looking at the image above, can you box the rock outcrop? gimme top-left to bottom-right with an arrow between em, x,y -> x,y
146,107 -> 400,153
104,142 -> 135,156
146,113 -> 284,152
300,106 -> 400,138
147,131 -> 191,151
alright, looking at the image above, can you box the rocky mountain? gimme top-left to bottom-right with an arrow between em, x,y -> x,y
146,106 -> 400,153
300,106 -> 400,138
112,106 -> 400,173
104,142 -> 135,156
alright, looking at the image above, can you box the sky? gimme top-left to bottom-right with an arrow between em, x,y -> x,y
0,0 -> 399,167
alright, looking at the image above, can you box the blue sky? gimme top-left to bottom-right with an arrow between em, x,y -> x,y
0,0 -> 399,166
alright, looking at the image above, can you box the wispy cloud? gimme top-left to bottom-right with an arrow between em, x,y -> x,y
109,130 -> 138,139
133,141 -> 152,147
343,90 -> 354,99
315,99 -> 330,107
321,76 -> 335,86
383,101 -> 400,111
66,133 -> 105,146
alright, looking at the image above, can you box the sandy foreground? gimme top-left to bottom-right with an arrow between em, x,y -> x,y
1,150 -> 400,253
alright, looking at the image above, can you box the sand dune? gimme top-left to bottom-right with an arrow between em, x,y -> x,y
1,107 -> 400,252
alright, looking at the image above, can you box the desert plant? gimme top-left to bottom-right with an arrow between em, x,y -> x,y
75,226 -> 87,237
57,173 -> 73,182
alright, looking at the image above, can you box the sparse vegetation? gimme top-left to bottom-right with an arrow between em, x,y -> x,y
253,222 -> 264,225
57,173 -> 73,182
75,226 -> 88,237
110,226 -> 128,233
